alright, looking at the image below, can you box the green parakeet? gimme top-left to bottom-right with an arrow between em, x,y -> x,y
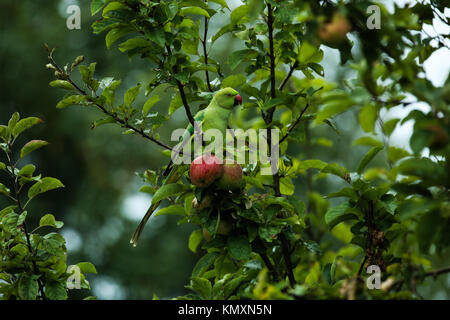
130,87 -> 242,246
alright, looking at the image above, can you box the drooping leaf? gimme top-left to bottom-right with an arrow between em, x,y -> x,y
154,205 -> 186,217
12,117 -> 43,138
357,146 -> 383,174
20,140 -> 49,158
227,235 -> 251,260
152,183 -> 191,204
28,177 -> 64,200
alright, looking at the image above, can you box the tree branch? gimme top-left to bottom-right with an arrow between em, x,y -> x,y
264,2 -> 296,288
279,61 -> 298,91
165,45 -> 196,128
47,55 -> 174,152
279,103 -> 310,144
202,11 -> 213,92
6,146 -> 46,300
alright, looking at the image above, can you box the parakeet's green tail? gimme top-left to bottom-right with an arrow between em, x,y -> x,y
130,202 -> 159,247
130,165 -> 185,247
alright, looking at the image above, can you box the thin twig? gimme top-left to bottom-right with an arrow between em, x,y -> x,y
47,54 -> 174,152
202,6 -> 213,92
279,61 -> 298,91
260,253 -> 280,280
165,45 -> 196,127
279,103 -> 310,144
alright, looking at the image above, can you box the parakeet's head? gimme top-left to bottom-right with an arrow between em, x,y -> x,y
214,87 -> 242,109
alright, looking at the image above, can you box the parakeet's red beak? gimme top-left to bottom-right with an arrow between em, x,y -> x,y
234,94 -> 242,106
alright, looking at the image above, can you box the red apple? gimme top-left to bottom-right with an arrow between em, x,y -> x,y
190,154 -> 223,188
318,12 -> 351,48
216,162 -> 244,191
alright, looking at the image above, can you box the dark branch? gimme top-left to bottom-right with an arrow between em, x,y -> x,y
279,61 -> 298,91
165,45 -> 196,127
279,103 -> 310,144
202,12 -> 213,92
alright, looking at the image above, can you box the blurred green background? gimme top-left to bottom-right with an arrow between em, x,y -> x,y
0,0 -> 448,299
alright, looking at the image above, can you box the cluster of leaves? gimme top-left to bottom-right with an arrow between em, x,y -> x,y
46,0 -> 450,300
0,113 -> 96,300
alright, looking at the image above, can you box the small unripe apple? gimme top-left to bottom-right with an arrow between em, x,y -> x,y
202,221 -> 232,241
216,162 -> 244,191
318,12 -> 351,48
190,154 -> 223,188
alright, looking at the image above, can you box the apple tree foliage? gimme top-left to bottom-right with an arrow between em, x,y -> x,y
44,0 -> 450,299
0,113 -> 96,300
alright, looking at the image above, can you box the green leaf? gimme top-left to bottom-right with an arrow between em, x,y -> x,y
325,201 -> 356,229
93,116 -> 115,128
230,5 -> 250,25
145,28 -> 166,47
209,0 -> 228,8
321,162 -> 350,181
0,183 -> 11,197
262,98 -> 285,111
192,252 -> 218,277
12,117 -> 43,138
397,157 -> 445,185
165,1 -> 179,20
280,177 -> 294,195
105,26 -> 134,48
169,93 -> 183,115
388,146 -> 410,163
56,95 -> 87,109
181,7 -> 210,18
44,281 -> 67,300
221,74 -> 246,88
119,37 -> 151,53
142,95 -> 160,116
39,214 -> 64,229
287,195 -> 306,216
0,125 -> 10,142
28,177 -> 64,200
189,229 -> 203,253
357,146 -> 383,174
76,262 -> 97,274
298,41 -> 323,64
211,24 -> 234,43
91,0 -> 107,15
314,91 -> 354,124
189,277 -> 211,299
152,183 -> 190,204
227,235 -> 251,260
18,275 -> 39,300
154,205 -> 186,217
20,140 -> 48,158
359,104 -> 379,133
326,188 -> 358,200
124,84 -> 141,107
49,80 -> 75,91
102,80 -> 121,106
8,112 -> 20,132
228,49 -> 257,70
353,136 -> 383,148
383,118 -> 400,136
